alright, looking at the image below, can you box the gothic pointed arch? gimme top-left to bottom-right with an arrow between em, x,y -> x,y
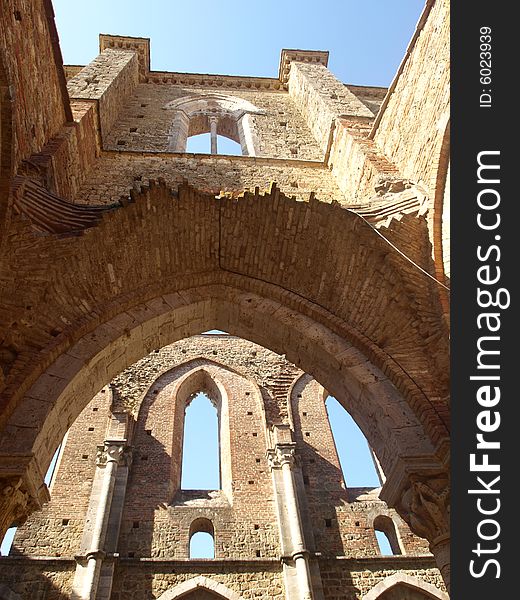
363,573 -> 448,600
156,576 -> 242,600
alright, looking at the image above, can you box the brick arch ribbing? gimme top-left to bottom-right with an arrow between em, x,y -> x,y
0,54 -> 13,246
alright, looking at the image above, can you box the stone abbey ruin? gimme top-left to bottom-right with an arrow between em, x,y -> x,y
0,0 -> 450,598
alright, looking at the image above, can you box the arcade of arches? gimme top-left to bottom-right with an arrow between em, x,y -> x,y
0,0 -> 450,598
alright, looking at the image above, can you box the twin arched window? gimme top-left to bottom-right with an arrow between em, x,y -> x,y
165,94 -> 264,156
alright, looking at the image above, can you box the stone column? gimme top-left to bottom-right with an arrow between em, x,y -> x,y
72,440 -> 126,600
209,116 -> 218,154
268,444 -> 314,600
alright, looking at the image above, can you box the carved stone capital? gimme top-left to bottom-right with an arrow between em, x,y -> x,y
1,477 -> 34,532
266,444 -> 298,470
0,454 -> 50,539
398,472 -> 450,544
96,440 -> 128,467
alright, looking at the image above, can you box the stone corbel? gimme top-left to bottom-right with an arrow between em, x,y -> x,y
0,454 -> 50,538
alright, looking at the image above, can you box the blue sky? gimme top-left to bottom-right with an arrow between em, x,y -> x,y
52,0 -> 424,87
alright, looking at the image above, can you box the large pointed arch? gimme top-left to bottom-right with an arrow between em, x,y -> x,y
0,183 -> 450,578
156,575 -> 242,600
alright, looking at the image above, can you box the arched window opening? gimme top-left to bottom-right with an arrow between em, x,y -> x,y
0,444 -> 62,556
374,515 -> 403,556
181,393 -> 220,490
166,94 -> 263,156
189,518 -> 215,559
186,133 -> 242,156
325,396 -> 382,487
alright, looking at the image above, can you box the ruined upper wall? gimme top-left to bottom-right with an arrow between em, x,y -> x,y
371,0 -> 450,197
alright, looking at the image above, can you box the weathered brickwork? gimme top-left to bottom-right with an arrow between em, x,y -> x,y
0,1 -> 451,597
0,0 -> 70,167
10,386 -> 113,556
67,49 -> 139,139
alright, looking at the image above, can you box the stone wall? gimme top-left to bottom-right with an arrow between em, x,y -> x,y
67,49 -> 139,140
110,561 -> 285,600
0,0 -> 69,167
102,84 -> 323,161
371,0 -> 450,198
10,386 -> 113,556
318,557 -> 446,599
288,62 -> 373,153
0,557 -> 75,599
72,152 -> 343,204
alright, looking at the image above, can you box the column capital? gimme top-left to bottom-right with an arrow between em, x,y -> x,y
266,443 -> 298,470
96,440 -> 129,467
398,472 -> 450,545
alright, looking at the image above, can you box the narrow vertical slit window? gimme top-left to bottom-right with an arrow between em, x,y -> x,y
374,515 -> 403,555
181,393 -> 220,490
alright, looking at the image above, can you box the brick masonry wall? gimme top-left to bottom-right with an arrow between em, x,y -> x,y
327,118 -> 400,204
0,0 -> 69,168
290,376 -> 429,559
119,356 -> 280,560
10,386 -> 113,556
47,100 -> 101,200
